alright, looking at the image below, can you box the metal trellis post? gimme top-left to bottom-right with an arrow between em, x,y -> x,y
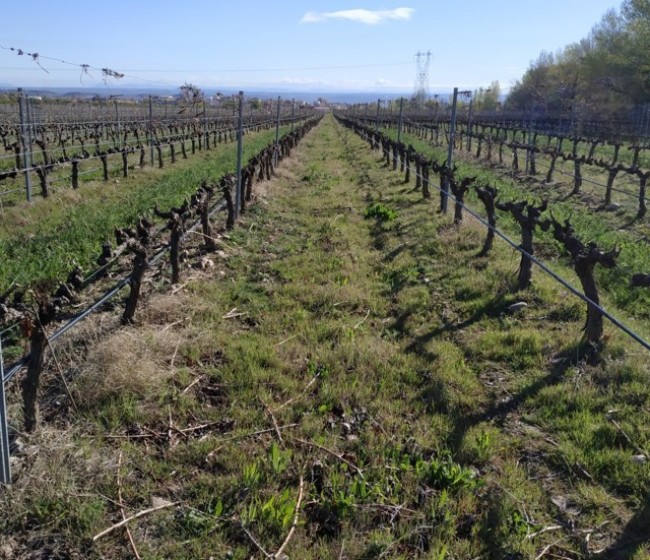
397,98 -> 404,144
466,98 -> 473,152
18,89 -> 32,202
274,96 -> 281,168
525,106 -> 534,175
0,338 -> 11,485
25,94 -> 35,169
443,87 -> 460,214
375,98 -> 381,131
148,96 -> 154,166
114,98 -> 121,150
235,91 -> 244,221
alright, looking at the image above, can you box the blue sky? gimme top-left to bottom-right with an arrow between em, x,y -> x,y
0,0 -> 620,94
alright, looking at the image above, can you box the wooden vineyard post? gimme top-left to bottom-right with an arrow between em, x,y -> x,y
414,154 -> 422,191
421,158 -> 431,199
71,159 -> 79,189
449,175 -> 476,225
121,148 -> 129,178
222,175 -> 236,230
571,157 -> 583,195
511,143 -> 520,173
155,204 -> 188,285
545,148 -> 560,183
550,219 -> 619,350
100,153 -> 109,181
22,300 -> 57,432
198,190 -> 217,252
604,164 -> 624,207
35,165 -> 51,198
475,185 -> 499,257
495,199 -> 549,290
634,169 -> 649,219
122,242 -> 149,325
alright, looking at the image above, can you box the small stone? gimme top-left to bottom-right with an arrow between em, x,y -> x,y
631,454 -> 647,464
507,302 -> 528,313
152,496 -> 174,508
606,203 -> 622,211
199,257 -> 214,269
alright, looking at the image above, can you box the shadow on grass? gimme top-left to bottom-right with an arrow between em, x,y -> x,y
403,289 -> 515,355
444,344 -> 582,454
601,495 -> 650,559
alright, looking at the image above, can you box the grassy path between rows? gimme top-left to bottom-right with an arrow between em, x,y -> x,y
1,114 -> 649,560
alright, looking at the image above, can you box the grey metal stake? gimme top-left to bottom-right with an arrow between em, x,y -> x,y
443,87 -> 459,214
397,97 -> 404,144
235,91 -> 244,221
148,96 -> 154,166
114,98 -> 121,150
466,98 -> 473,152
0,338 -> 11,485
375,98 -> 381,131
18,89 -> 32,203
525,106 -> 534,175
290,98 -> 295,132
273,96 -> 281,168
25,95 -> 35,168
202,100 -> 207,147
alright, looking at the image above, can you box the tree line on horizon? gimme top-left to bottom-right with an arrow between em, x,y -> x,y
505,0 -> 650,120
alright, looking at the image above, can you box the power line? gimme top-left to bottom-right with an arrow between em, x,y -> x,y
0,44 -> 410,83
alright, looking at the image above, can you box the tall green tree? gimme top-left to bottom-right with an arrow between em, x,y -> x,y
507,1 -> 650,117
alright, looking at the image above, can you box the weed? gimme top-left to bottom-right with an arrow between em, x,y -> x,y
364,202 -> 398,222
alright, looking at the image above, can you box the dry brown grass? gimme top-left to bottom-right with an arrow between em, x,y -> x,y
73,327 -> 179,407
138,292 -> 192,327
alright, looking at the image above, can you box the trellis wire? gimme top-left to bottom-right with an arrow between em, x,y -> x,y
349,121 -> 650,354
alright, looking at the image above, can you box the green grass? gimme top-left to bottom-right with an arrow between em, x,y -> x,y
377,123 -> 650,325
1,114 -> 649,559
0,125 -> 295,292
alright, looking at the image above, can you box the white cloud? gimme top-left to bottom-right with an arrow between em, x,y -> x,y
300,7 -> 414,25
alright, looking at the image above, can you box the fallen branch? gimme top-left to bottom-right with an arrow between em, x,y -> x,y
274,371 -> 321,412
535,540 -> 560,560
259,397 -> 284,443
168,406 -> 175,448
353,309 -> 370,330
181,375 -> 205,394
93,501 -> 181,541
291,437 -> 364,478
117,451 -> 141,559
527,524 -> 564,540
222,307 -> 246,319
274,475 -> 305,558
274,334 -> 297,347
607,415 -> 648,457
207,424 -> 299,457
239,521 -> 272,558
